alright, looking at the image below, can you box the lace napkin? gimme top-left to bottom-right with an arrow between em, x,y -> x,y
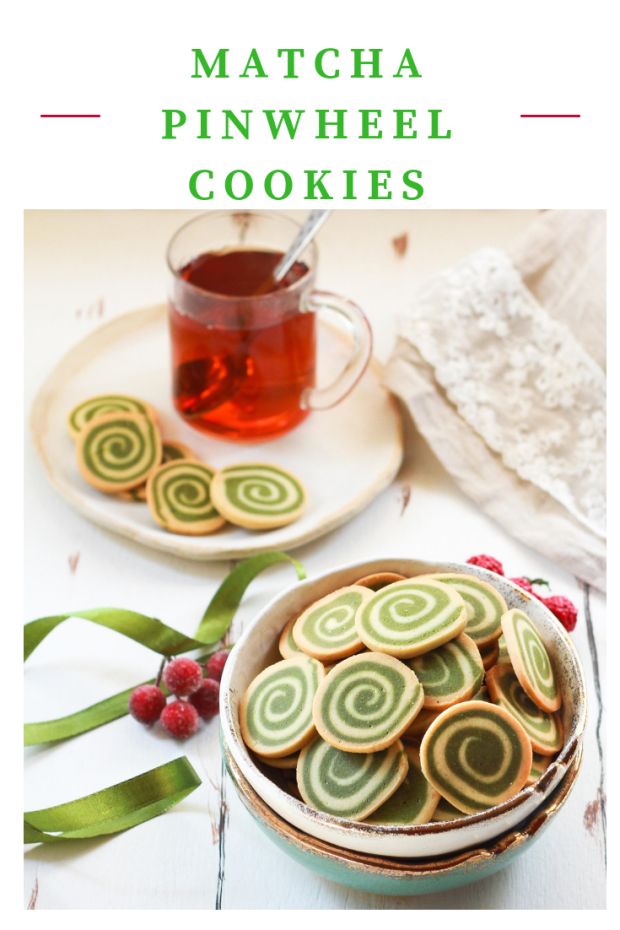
385,212 -> 606,590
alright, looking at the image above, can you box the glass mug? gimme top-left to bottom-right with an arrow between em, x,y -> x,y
166,212 -> 372,442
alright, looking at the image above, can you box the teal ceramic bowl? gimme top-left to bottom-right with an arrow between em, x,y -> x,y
224,742 -> 582,896
220,558 -> 586,858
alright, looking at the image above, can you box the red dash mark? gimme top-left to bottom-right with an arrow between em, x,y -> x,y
520,114 -> 581,118
40,114 -> 101,118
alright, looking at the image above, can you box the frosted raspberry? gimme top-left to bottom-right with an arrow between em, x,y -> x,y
510,577 -> 548,601
543,595 -> 578,632
128,684 -> 166,724
190,679 -> 220,720
205,650 -> 230,683
160,700 -> 199,739
163,657 -> 203,697
466,554 -> 504,575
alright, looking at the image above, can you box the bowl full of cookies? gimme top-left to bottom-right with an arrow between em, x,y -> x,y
219,558 -> 586,861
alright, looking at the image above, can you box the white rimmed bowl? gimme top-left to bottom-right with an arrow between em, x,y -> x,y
220,558 -> 586,858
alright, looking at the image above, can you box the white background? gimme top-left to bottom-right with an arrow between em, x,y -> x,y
5,0 -> 616,924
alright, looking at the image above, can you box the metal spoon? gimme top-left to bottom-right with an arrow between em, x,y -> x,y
272,210 -> 330,282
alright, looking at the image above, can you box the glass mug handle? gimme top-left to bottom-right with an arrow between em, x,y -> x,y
300,289 -> 373,410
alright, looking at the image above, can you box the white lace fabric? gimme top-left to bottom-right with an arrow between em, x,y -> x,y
385,232 -> 606,590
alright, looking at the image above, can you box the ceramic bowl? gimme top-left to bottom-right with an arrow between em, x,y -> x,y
220,558 -> 586,858
224,740 -> 582,896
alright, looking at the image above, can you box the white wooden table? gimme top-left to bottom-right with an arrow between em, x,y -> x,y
24,210 -> 606,909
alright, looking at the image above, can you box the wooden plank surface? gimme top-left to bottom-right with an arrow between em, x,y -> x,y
24,210 -> 606,909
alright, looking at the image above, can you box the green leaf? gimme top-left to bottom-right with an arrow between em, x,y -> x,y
24,757 -> 201,843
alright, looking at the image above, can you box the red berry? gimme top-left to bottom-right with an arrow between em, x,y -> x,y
163,657 -> 203,697
510,576 -> 535,594
128,684 -> 167,725
543,595 -> 578,632
190,678 -> 220,720
160,700 -> 199,739
205,650 -> 230,683
467,554 -> 505,575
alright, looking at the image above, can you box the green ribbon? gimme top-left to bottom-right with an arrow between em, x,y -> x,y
24,552 -> 306,844
25,552 -> 305,747
24,757 -> 201,843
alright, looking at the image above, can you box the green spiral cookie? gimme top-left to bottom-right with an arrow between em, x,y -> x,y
366,745 -> 440,825
312,652 -> 424,752
68,393 -> 155,439
409,633 -> 484,709
76,412 -> 161,493
356,577 -> 467,658
146,461 -> 225,535
296,737 -> 408,820
278,618 -> 303,659
486,664 -> 563,755
429,573 -> 507,646
291,586 -> 370,661
501,609 -> 561,712
420,701 -> 532,814
240,656 -> 324,758
210,463 -> 306,529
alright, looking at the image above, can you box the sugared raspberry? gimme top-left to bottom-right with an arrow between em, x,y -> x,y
163,657 -> 203,697
128,684 -> 167,724
543,595 -> 578,632
160,700 -> 199,739
467,554 -> 504,575
190,678 -> 220,720
510,577 -> 535,595
205,650 -> 230,683
510,577 -> 548,601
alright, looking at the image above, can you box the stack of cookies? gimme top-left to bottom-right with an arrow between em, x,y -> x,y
68,393 -> 306,535
239,570 -> 564,824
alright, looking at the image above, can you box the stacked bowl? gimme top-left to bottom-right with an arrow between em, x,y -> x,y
220,559 -> 586,895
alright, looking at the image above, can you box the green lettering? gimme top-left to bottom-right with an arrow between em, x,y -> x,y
393,49 -> 422,78
197,110 -> 210,139
263,110 -> 304,140
428,109 -> 452,139
305,170 -> 333,200
343,170 -> 357,200
264,170 -> 293,200
351,48 -> 382,78
224,170 -> 254,200
316,110 -> 347,139
360,110 -> 382,139
369,170 -> 392,200
394,110 -> 417,138
402,169 -> 424,200
223,110 -> 251,140
189,169 -> 214,200
240,48 -> 268,78
191,49 -> 228,78
315,48 -> 339,78
277,48 -> 305,77
162,109 -> 186,139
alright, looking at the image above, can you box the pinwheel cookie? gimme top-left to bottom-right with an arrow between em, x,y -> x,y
420,701 -> 532,814
296,737 -> 408,821
240,655 -> 324,758
312,652 -> 424,752
501,608 -> 561,712
146,460 -> 225,535
291,586 -> 371,662
76,412 -> 162,493
210,463 -> 306,529
409,633 -> 484,709
356,577 -> 468,658
68,393 -> 157,439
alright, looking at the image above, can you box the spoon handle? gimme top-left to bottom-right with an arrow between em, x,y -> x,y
272,210 -> 330,282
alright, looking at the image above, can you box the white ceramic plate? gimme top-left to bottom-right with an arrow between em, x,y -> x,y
30,304 -> 403,561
